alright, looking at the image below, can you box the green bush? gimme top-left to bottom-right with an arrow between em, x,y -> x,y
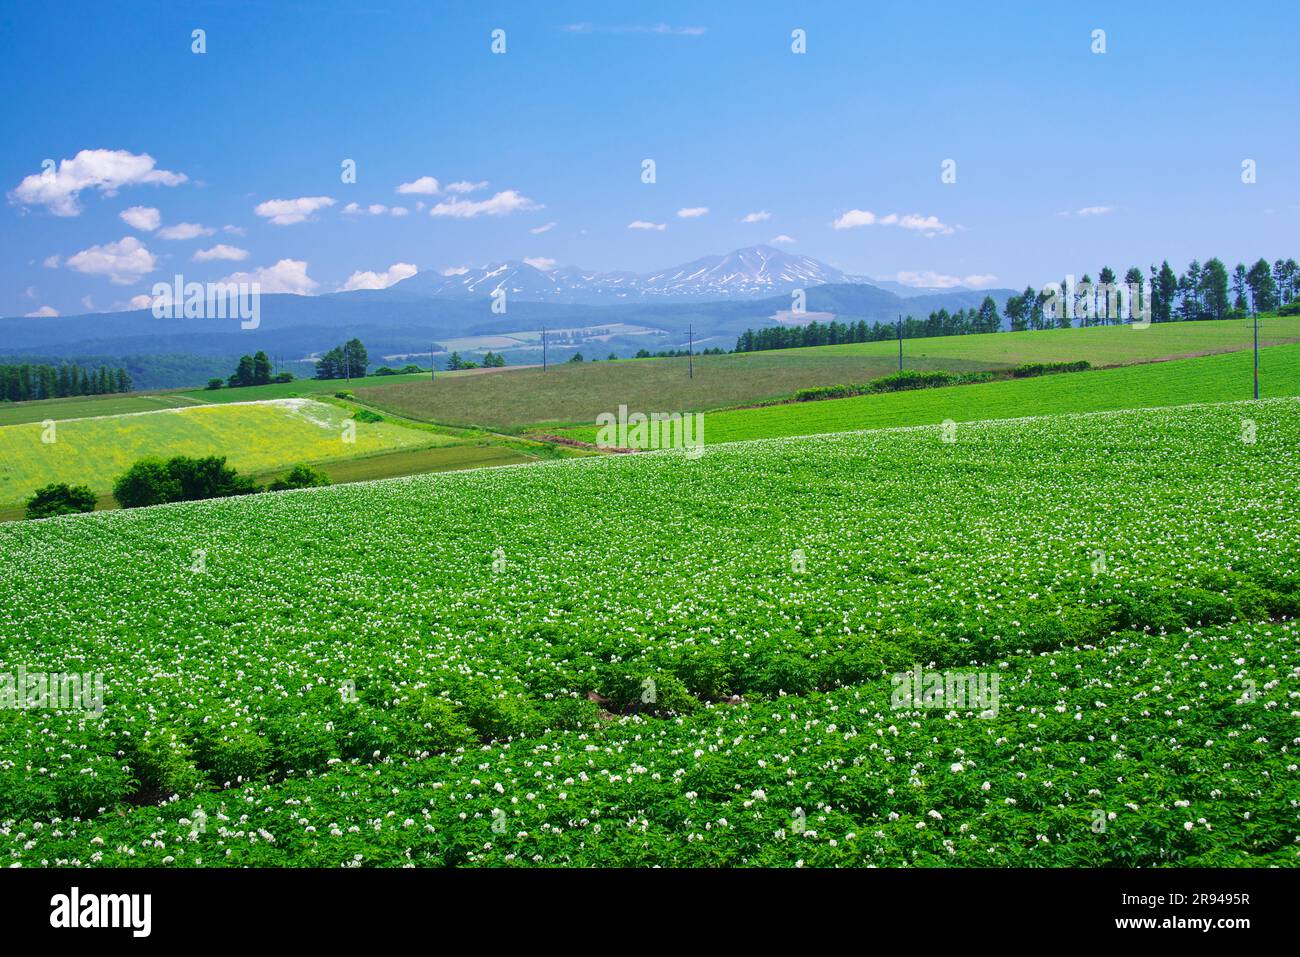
351,408 -> 383,423
603,669 -> 699,715
112,456 -> 255,509
267,463 -> 331,491
131,729 -> 206,798
24,482 -> 97,519
112,459 -> 181,508
462,690 -> 545,741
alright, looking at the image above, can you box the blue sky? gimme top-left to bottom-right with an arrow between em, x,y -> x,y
2,0 -> 1296,318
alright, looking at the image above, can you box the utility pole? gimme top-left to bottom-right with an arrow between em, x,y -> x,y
688,324 -> 694,379
898,314 -> 903,371
1253,309 -> 1260,399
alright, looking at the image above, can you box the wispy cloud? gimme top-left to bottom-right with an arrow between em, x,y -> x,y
1057,205 -> 1115,218
676,206 -> 709,218
832,209 -> 955,237
157,222 -> 215,240
769,234 -> 796,245
628,220 -> 666,231
25,305 -> 59,317
254,196 -> 335,225
192,244 -> 249,262
428,190 -> 540,218
530,221 -> 558,234
343,202 -> 408,217
741,210 -> 771,223
884,270 -> 999,289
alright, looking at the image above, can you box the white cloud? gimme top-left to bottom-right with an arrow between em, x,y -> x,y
446,180 -> 488,194
127,294 -> 155,309
221,259 -> 317,295
1077,205 -> 1114,217
428,189 -> 540,219
8,149 -> 186,217
833,209 -> 954,237
628,220 -> 666,231
396,176 -> 440,195
530,221 -> 558,234
65,236 -> 156,284
441,266 -> 469,276
832,209 -> 878,229
524,257 -> 557,271
770,234 -> 796,245
223,224 -> 246,235
676,206 -> 709,218
157,221 -> 215,240
741,210 -> 771,223
25,305 -> 59,317
343,202 -> 408,217
893,213 -> 954,236
120,205 -> 161,231
341,262 -> 418,291
254,196 -> 335,225
81,295 -> 94,311
885,271 -> 999,289
43,254 -> 61,268
192,244 -> 249,262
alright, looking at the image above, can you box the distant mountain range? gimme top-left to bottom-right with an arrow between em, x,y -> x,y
394,245 -> 860,304
2,246 -> 1013,386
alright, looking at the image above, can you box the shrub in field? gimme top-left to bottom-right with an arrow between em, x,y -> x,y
351,408 -> 384,423
747,651 -> 819,697
603,669 -> 699,716
111,458 -> 181,508
868,369 -> 961,392
267,463 -> 331,491
192,722 -> 274,785
671,647 -> 736,701
462,688 -> 546,741
24,482 -> 97,519
167,455 -> 257,501
1010,360 -> 1091,377
112,455 -> 255,508
131,729 -> 207,798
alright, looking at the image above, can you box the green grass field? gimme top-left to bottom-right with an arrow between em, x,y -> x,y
555,342 -> 1300,446
3,399 -> 1297,866
798,314 -> 1300,365
358,352 -> 999,432
176,366 -> 504,405
357,317 -> 1300,432
0,398 -> 447,507
0,392 -> 203,427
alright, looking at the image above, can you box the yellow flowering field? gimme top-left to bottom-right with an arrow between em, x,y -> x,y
0,399 -> 447,506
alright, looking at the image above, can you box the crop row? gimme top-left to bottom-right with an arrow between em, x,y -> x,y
0,398 -> 1297,855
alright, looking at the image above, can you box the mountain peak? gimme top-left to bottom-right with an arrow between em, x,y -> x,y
392,245 -> 855,304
